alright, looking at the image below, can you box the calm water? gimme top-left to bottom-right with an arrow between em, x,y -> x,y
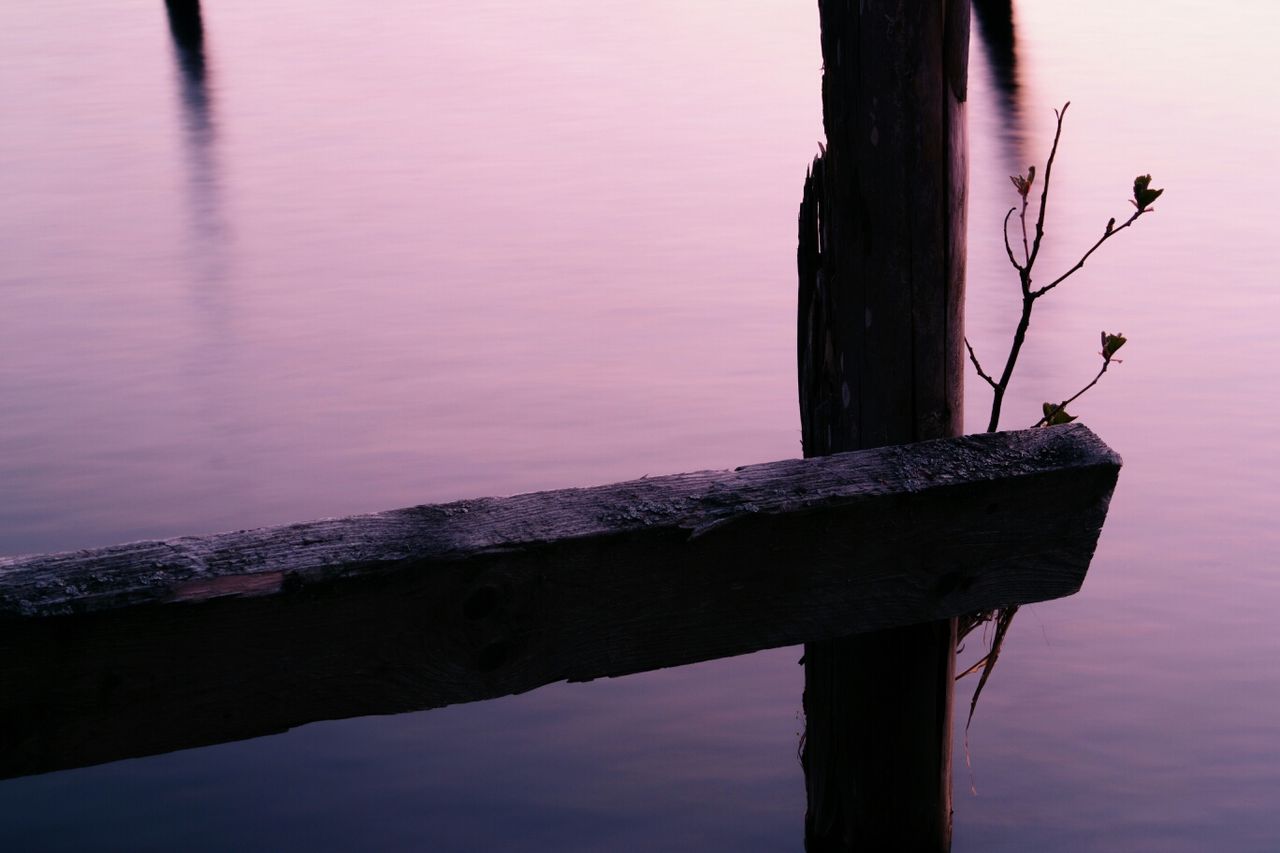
2,1 -> 1278,850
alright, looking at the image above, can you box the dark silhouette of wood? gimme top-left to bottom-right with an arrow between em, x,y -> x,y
165,0 -> 211,137
165,0 -> 205,62
797,1 -> 971,849
163,0 -> 222,245
0,425 -> 1119,780
971,0 -> 1026,169
972,0 -> 1016,102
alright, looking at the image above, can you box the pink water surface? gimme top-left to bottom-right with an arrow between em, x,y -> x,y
2,1 -> 1278,850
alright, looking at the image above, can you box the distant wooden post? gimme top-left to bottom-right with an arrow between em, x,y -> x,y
797,1 -> 970,850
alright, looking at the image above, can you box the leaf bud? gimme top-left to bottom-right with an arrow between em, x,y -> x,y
1101,331 -> 1127,360
1042,402 -> 1077,426
1132,174 -> 1164,212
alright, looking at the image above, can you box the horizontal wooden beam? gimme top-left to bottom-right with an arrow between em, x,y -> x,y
0,424 -> 1120,779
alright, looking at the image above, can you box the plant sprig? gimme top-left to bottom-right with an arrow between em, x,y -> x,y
966,102 -> 1161,434
1035,332 -> 1128,427
960,102 -> 1162,733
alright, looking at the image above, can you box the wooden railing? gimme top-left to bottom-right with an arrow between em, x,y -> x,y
0,424 -> 1119,780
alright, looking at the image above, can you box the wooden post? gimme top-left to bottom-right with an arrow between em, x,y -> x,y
797,1 -> 970,850
0,427 -> 1120,780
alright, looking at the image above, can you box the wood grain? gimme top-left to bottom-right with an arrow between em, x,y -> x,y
0,425 -> 1118,780
797,2 -> 973,849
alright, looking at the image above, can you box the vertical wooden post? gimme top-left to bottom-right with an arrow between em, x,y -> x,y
797,1 -> 970,851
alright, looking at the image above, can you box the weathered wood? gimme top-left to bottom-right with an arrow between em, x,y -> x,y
0,425 -> 1118,780
798,1 -> 972,849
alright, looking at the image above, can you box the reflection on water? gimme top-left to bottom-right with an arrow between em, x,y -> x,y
165,0 -> 224,253
1,0 -> 1279,850
166,0 -> 211,138
163,0 -> 247,502
971,0 -> 1026,169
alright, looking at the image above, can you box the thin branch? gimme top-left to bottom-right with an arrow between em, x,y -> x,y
985,301 -> 1032,433
1019,194 -> 1031,266
1033,354 -> 1117,428
965,100 -> 1158,741
965,338 -> 998,388
962,605 -> 1018,730
956,608 -> 994,643
1002,207 -> 1022,271
956,654 -> 992,680
1032,210 -> 1145,298
1026,102 -> 1070,271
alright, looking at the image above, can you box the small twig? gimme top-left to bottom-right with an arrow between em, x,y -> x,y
1019,194 -> 1031,266
965,338 -> 998,388
984,303 -> 1030,433
956,654 -> 992,681
1032,210 -> 1145,298
1033,351 -> 1117,428
974,102 -> 1150,435
1026,102 -> 1070,271
962,601 -> 1013,727
961,101 -> 1159,741
1002,207 -> 1023,272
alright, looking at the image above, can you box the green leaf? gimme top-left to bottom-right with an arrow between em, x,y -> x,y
1010,165 -> 1037,199
1042,402 -> 1077,426
1132,174 -> 1164,211
1101,331 -> 1127,360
